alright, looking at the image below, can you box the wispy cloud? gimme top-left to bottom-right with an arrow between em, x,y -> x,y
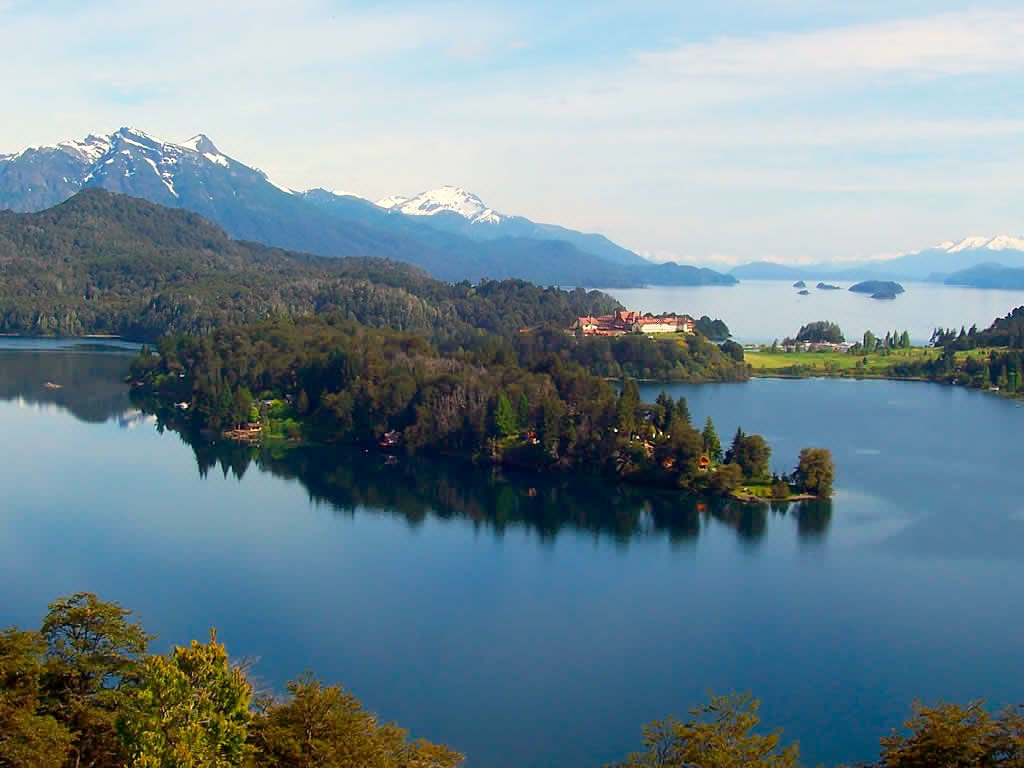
0,2 -> 1022,263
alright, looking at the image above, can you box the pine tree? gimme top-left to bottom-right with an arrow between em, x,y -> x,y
517,392 -> 529,430
675,395 -> 691,427
702,416 -> 722,462
655,391 -> 674,431
617,379 -> 640,437
725,426 -> 744,465
494,393 -> 518,438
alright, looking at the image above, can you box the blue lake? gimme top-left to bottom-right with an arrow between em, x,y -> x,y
2,340 -> 1023,767
606,281 -> 1024,345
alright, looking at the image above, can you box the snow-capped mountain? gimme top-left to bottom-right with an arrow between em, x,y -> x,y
730,234 -> 1024,282
932,235 -> 1024,254
369,185 -> 648,266
0,127 -> 727,286
376,185 -> 505,225
0,127 -> 293,214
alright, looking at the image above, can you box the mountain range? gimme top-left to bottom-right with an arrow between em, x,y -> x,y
729,235 -> 1024,285
372,185 -> 648,266
0,127 -> 734,289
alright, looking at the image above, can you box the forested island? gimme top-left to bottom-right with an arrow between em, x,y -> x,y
129,316 -> 832,502
2,592 -> 1018,768
849,280 -> 905,299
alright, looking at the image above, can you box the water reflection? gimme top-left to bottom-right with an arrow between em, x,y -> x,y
0,347 -> 140,424
180,437 -> 831,546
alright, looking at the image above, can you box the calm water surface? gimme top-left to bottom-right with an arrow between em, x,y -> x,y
606,281 -> 1024,345
2,340 -> 1023,767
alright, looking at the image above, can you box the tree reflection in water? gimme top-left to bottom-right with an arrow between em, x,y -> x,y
183,437 -> 832,547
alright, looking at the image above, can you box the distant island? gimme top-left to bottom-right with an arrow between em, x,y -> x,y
849,280 -> 904,300
793,280 -> 806,288
797,289 -> 810,295
816,282 -> 841,290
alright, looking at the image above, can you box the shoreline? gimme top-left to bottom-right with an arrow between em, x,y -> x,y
141,398 -> 827,508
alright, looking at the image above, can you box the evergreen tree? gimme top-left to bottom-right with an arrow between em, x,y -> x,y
674,395 -> 691,428
517,392 -> 529,430
725,426 -> 745,465
702,416 -> 722,462
616,379 -> 640,437
654,391 -> 674,431
493,393 -> 518,438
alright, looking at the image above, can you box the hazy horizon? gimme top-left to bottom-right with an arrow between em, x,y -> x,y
2,0 -> 1022,265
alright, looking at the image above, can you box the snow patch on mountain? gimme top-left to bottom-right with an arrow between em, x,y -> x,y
257,169 -> 294,195
56,135 -> 112,164
375,186 -> 504,224
376,194 -> 411,210
934,235 -> 1024,253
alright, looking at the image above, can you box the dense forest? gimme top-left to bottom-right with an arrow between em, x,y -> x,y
2,593 -> 1019,767
129,316 -> 819,498
0,190 -> 745,383
932,306 -> 1024,350
877,308 -> 1024,392
0,190 -> 618,340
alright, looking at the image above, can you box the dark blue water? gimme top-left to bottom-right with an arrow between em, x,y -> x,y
2,342 -> 1023,767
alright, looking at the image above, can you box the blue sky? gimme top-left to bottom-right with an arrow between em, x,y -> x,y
2,0 -> 1023,264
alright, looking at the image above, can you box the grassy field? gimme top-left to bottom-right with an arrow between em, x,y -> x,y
744,346 -> 998,375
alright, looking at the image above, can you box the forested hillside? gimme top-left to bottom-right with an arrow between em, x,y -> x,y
0,190 -> 618,340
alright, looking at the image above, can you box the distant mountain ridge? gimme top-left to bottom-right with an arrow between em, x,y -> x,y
729,234 -> 1024,283
371,185 -> 649,267
0,128 -> 736,288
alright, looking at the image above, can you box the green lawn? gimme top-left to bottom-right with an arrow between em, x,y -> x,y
744,346 -> 999,374
745,347 -> 933,372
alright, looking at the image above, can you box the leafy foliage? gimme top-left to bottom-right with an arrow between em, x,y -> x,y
873,700 -> 1024,767
250,674 -> 462,768
0,630 -> 72,768
610,692 -> 800,768
0,595 -> 462,768
794,448 -> 835,497
40,593 -> 151,768
794,321 -> 845,344
117,631 -> 252,768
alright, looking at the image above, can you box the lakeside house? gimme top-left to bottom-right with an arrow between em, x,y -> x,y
781,341 -> 856,353
572,311 -> 695,337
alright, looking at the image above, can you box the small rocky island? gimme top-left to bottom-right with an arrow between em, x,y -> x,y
797,289 -> 810,295
849,280 -> 904,300
816,282 -> 841,290
793,280 -> 807,288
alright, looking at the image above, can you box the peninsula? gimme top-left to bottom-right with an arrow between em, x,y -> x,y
129,317 -> 832,502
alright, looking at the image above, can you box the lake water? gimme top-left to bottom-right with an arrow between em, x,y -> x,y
2,340 -> 1023,767
606,281 -> 1024,345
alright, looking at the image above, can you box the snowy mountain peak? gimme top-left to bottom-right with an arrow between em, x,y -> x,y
936,235 -> 1024,253
178,134 -> 220,155
375,185 -> 504,224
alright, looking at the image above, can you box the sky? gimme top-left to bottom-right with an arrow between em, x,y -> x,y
1,0 -> 1023,265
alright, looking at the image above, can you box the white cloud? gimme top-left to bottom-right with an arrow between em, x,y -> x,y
642,9 -> 1024,79
0,3 -> 1022,263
